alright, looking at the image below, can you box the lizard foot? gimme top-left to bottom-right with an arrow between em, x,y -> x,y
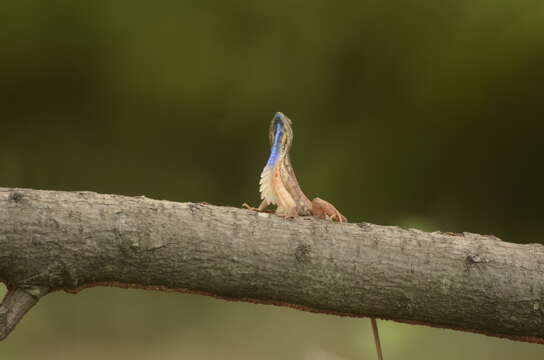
242,203 -> 259,211
311,198 -> 348,223
242,202 -> 274,213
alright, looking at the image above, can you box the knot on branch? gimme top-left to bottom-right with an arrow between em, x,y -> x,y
8,191 -> 24,203
295,244 -> 312,263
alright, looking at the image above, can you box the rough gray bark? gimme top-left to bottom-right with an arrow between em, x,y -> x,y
0,187 -> 543,344
0,286 -> 48,341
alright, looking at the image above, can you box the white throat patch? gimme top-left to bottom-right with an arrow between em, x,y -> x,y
259,165 -> 278,205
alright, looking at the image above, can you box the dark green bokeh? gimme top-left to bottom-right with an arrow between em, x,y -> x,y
2,1 -> 543,358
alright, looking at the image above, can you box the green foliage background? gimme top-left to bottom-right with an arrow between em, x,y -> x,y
1,1 -> 543,359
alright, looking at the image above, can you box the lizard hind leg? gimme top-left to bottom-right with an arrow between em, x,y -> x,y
311,197 -> 348,223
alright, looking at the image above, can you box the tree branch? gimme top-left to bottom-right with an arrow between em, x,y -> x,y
1,187 -> 543,343
0,286 -> 49,341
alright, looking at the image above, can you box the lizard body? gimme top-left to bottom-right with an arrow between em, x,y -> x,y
246,112 -> 347,222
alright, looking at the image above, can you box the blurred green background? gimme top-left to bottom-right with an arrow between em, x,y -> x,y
2,0 -> 544,359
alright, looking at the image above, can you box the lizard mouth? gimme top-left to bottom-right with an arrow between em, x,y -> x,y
272,112 -> 291,136
273,112 -> 285,123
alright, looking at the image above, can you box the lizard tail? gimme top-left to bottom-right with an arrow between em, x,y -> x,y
371,318 -> 384,360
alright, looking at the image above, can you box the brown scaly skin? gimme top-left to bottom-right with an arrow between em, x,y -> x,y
243,112 -> 347,223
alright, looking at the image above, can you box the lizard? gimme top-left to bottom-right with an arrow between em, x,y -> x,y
243,112 -> 384,360
243,112 -> 347,222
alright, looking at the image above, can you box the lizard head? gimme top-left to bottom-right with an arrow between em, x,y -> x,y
266,112 -> 293,166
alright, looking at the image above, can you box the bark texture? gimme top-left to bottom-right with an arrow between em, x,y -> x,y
1,187 -> 543,343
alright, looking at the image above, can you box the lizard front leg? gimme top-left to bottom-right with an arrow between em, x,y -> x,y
311,197 -> 348,223
242,200 -> 273,213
